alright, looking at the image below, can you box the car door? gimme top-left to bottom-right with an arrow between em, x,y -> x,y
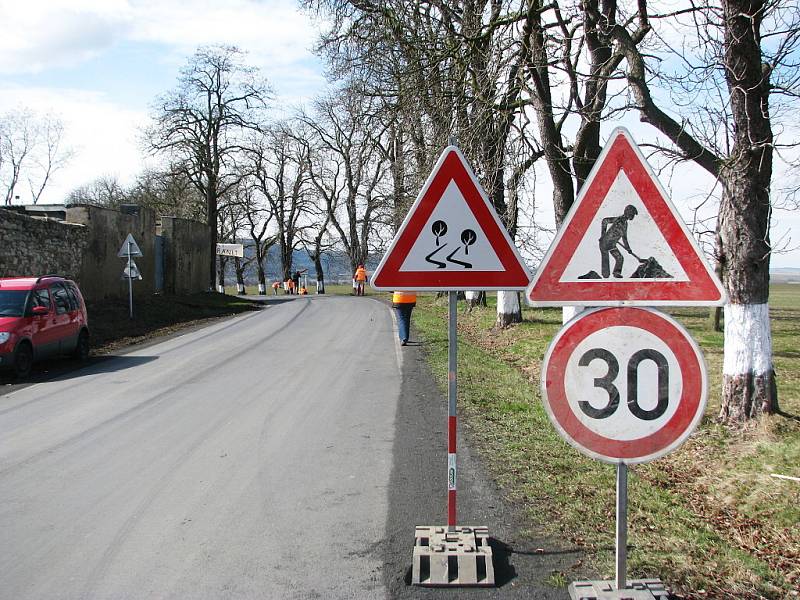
50,283 -> 77,354
28,287 -> 58,358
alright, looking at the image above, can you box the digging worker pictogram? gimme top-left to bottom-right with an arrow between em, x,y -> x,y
600,204 -> 638,278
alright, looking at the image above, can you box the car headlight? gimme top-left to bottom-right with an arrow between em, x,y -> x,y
0,332 -> 10,344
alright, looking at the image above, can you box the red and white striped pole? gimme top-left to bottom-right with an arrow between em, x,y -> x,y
448,291 -> 458,530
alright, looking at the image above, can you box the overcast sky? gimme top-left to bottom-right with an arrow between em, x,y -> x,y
1,0 -> 797,267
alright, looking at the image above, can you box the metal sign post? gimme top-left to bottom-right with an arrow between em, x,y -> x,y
127,241 -> 133,319
447,291 -> 458,530
373,141 -> 530,588
616,463 -> 628,590
118,234 -> 143,321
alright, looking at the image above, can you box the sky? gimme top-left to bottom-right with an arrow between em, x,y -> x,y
1,0 -> 797,268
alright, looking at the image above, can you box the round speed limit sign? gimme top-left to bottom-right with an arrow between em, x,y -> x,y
542,307 -> 707,464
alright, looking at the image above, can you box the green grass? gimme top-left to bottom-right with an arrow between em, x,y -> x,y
411,288 -> 800,599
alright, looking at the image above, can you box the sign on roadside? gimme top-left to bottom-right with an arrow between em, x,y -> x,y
216,243 -> 244,258
541,307 -> 708,464
117,233 -> 143,258
121,260 -> 143,280
527,128 -> 725,306
371,145 -> 530,291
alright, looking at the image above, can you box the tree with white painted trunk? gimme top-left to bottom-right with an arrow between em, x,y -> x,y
611,1 -> 799,421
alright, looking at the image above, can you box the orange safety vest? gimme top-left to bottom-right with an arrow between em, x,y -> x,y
392,291 -> 417,306
354,267 -> 367,282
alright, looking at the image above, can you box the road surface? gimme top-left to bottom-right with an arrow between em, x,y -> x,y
0,295 -> 577,599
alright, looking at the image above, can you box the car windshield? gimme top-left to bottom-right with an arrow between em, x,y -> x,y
0,290 -> 30,317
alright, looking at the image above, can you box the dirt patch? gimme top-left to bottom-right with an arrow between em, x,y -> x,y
87,293 -> 263,354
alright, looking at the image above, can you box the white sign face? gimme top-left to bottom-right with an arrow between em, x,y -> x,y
526,127 -> 725,306
370,145 -> 530,291
216,243 -> 244,258
121,260 -> 142,280
565,325 -> 683,442
117,234 -> 143,258
542,307 -> 707,464
399,181 -> 504,272
559,171 -> 689,282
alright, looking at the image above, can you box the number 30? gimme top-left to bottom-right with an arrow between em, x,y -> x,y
577,348 -> 669,421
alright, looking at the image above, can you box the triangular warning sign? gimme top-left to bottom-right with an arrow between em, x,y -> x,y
371,146 -> 530,291
527,128 -> 725,306
117,234 -> 143,258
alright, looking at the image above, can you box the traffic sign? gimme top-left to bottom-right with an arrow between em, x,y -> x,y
117,234 -> 143,258
216,243 -> 244,257
371,146 -> 530,291
527,128 -> 725,306
541,307 -> 707,464
121,260 -> 142,280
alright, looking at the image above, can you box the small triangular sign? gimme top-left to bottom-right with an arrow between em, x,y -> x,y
121,260 -> 142,280
117,234 -> 143,258
371,146 -> 530,291
527,128 -> 726,306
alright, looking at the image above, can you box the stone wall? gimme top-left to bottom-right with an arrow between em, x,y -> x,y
159,216 -> 211,294
1,205 -> 210,302
0,209 -> 88,281
66,205 -> 156,301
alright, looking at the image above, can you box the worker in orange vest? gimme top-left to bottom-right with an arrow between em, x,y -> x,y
353,264 -> 368,296
392,291 -> 417,346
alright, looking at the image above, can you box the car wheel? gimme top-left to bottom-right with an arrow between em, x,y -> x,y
13,342 -> 33,379
74,330 -> 90,362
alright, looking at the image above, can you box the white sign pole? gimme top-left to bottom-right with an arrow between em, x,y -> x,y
127,241 -> 134,319
447,291 -> 457,530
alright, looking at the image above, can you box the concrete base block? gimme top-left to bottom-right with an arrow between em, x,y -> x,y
569,579 -> 669,600
411,525 -> 494,587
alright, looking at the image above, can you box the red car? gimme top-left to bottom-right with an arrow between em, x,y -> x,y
0,275 -> 90,378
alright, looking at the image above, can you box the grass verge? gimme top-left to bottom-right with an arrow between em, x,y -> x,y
411,286 -> 799,599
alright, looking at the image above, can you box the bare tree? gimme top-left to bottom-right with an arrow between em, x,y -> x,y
145,45 -> 271,290
240,180 -> 279,294
302,90 -> 391,275
610,0 -> 800,422
65,175 -> 127,208
249,124 -> 313,281
126,165 -> 206,221
1,109 -> 71,205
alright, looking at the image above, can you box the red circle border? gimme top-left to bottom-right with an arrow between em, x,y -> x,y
543,308 -> 706,463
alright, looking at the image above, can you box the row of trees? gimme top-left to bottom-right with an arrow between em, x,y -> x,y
64,1 -> 797,425
63,46 -> 394,294
298,0 -> 798,424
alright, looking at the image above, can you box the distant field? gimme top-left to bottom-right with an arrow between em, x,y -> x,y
409,285 -> 799,599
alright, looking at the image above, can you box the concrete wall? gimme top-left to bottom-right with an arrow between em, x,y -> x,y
66,205 -> 156,301
0,209 -> 88,280
160,216 -> 210,294
1,205 -> 209,301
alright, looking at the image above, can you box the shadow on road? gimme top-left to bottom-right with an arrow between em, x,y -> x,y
1,355 -> 159,395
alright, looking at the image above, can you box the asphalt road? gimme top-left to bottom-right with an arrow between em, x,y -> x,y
0,295 -> 579,599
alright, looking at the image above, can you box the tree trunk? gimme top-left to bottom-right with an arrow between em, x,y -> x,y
257,261 -> 266,294
234,257 -> 246,295
495,291 -> 522,328
562,306 -> 584,324
216,256 -> 226,294
718,0 -> 777,423
313,256 -> 325,294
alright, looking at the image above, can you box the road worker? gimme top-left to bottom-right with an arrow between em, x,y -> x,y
392,291 -> 417,346
353,264 -> 368,296
271,281 -> 280,296
287,278 -> 295,294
